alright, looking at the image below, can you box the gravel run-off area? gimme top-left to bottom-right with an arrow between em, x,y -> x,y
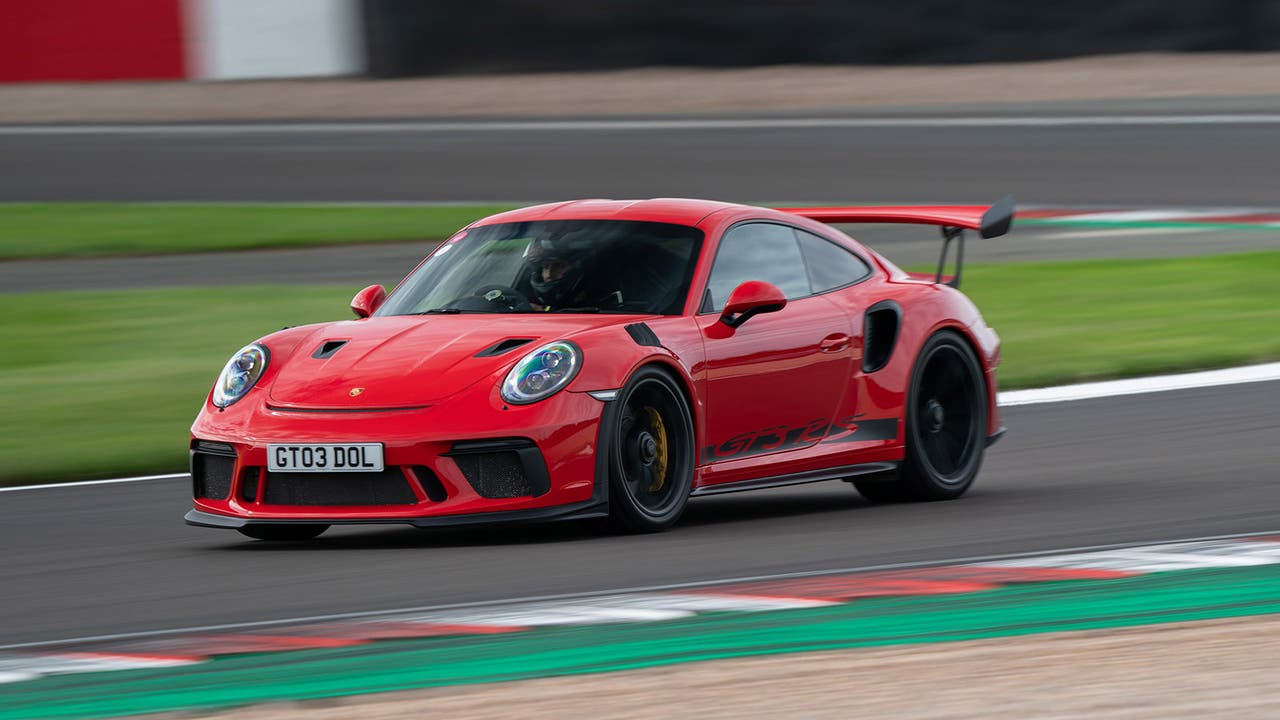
3,52 -> 1280,122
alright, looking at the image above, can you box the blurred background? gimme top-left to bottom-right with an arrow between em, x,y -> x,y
2,0 -> 1280,82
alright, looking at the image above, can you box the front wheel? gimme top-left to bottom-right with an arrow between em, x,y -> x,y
606,367 -> 696,533
237,524 -> 330,541
855,330 -> 987,502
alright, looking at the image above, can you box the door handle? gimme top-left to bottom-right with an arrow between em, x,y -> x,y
820,334 -> 851,353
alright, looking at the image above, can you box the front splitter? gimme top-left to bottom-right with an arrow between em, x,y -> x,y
185,501 -> 608,530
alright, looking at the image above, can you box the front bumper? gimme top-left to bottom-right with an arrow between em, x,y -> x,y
188,385 -> 610,526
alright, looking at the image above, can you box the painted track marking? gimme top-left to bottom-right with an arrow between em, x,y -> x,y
1036,227 -> 1204,240
2,529 -> 1276,653
2,533 -> 1278,688
6,114 -> 1280,136
997,362 -> 1280,407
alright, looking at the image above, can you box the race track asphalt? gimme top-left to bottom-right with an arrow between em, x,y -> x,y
2,380 -> 1277,647
2,107 -> 1279,207
2,106 -> 1278,647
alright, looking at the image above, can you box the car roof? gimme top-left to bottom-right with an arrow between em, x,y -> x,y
469,198 -> 751,228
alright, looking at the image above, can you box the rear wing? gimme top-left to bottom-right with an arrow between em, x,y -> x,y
778,195 -> 1014,288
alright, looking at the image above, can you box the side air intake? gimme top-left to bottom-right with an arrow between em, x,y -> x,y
863,301 -> 901,373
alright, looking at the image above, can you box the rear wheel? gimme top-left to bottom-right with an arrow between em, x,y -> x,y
606,367 -> 695,533
855,330 -> 987,502
237,524 -> 330,541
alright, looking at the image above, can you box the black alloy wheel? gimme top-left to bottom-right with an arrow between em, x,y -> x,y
607,367 -> 695,532
237,524 -> 330,541
855,330 -> 987,502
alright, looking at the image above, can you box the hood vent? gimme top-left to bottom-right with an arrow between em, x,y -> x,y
312,340 -> 348,360
474,338 -> 535,358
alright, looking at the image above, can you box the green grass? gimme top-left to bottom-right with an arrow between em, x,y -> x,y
0,204 -> 520,259
963,253 -> 1280,387
2,251 -> 1278,486
0,286 -> 351,484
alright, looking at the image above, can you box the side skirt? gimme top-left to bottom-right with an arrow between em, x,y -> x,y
690,461 -> 900,497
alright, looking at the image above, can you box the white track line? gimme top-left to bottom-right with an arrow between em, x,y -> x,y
3,363 -> 1278,492
998,362 -> 1280,407
1061,209 -> 1259,223
0,473 -> 186,493
1,529 -> 1273,651
3,115 -> 1280,136
1036,227 -> 1205,240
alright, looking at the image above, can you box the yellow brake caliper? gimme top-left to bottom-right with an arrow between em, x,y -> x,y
643,406 -> 669,492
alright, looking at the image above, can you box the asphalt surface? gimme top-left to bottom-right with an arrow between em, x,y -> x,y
3,111 -> 1280,206
2,380 -> 1278,646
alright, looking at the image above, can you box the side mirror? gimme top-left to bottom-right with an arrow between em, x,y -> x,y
720,280 -> 786,328
350,284 -> 386,318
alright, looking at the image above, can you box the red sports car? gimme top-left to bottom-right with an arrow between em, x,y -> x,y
187,197 -> 1012,540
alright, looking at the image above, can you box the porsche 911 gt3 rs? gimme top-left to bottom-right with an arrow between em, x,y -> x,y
186,196 -> 1012,539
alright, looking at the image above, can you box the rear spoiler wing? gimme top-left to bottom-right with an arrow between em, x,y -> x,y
778,195 -> 1014,288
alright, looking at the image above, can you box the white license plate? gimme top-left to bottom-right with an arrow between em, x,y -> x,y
267,443 -> 384,472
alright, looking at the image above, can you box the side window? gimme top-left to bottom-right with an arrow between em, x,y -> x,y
703,223 -> 811,312
796,229 -> 872,293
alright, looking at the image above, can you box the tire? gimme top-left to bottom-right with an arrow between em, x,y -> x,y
237,524 -> 330,541
606,366 -> 696,533
850,476 -> 912,503
855,330 -> 987,502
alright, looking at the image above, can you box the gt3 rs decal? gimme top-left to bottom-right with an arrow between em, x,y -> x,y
702,416 -> 898,462
823,417 -> 898,443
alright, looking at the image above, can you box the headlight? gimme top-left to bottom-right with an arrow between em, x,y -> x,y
500,341 -> 581,405
212,343 -> 270,408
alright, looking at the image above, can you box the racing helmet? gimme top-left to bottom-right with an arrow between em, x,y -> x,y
525,230 -> 591,306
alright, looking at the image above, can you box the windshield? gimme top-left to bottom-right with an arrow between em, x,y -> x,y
376,220 -> 704,316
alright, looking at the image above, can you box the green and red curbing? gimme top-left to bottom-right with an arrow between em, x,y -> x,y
3,536 -> 1280,719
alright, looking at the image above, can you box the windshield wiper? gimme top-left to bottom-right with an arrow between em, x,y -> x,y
551,306 -> 601,313
412,308 -> 463,315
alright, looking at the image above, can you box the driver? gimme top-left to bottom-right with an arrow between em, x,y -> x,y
524,232 -> 590,311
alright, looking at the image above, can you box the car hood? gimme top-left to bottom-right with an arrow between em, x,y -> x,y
267,314 -> 628,409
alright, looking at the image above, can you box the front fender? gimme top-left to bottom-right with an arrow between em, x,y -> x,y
567,317 -> 703,394
565,317 -> 707,458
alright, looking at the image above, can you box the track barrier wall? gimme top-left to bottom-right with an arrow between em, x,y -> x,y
0,0 -> 187,82
3,1 -> 1280,82
0,0 -> 364,82
360,0 -> 1280,76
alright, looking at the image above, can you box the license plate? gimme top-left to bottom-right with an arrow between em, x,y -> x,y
267,443 -> 384,472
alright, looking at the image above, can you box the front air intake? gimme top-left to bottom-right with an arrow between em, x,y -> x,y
262,469 -> 418,506
240,468 -> 260,502
192,452 -> 235,500
444,438 -> 551,497
452,452 -> 531,499
410,466 -> 448,502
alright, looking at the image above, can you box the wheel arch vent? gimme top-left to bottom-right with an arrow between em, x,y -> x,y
624,323 -> 662,347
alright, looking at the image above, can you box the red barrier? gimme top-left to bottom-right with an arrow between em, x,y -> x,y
0,0 -> 187,82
